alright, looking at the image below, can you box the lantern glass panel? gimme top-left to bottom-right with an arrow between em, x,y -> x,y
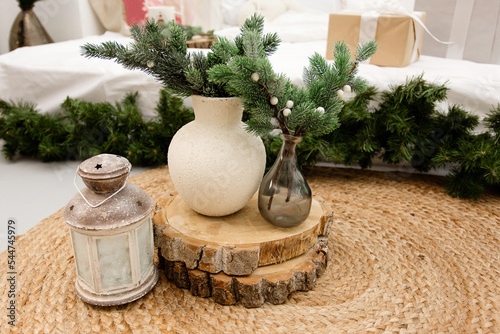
71,230 -> 93,288
96,234 -> 133,290
137,218 -> 154,278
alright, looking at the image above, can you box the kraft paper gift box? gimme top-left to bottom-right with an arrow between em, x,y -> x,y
326,12 -> 426,67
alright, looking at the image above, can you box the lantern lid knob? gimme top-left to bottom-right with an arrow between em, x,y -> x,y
77,154 -> 131,194
64,154 -> 153,230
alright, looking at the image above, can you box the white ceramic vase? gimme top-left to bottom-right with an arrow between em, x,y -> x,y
167,95 -> 266,216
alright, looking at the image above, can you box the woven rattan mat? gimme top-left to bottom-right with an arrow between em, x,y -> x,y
1,166 -> 499,333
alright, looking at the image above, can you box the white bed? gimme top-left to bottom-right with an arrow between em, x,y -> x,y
1,2 -> 500,252
1,11 -> 499,122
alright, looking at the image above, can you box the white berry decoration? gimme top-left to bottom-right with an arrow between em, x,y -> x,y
251,72 -> 260,82
269,129 -> 282,136
147,60 -> 155,68
286,100 -> 294,108
336,89 -> 345,100
343,85 -> 352,93
316,107 -> 325,114
270,96 -> 279,105
283,108 -> 291,117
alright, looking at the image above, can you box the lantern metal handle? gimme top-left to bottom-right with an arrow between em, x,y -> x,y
73,166 -> 130,208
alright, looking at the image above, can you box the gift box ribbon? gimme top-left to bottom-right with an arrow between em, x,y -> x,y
358,10 -> 452,63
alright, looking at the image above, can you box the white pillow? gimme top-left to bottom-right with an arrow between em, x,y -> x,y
215,11 -> 330,43
238,0 -> 286,24
341,0 -> 415,11
220,0 -> 248,26
89,0 -> 130,35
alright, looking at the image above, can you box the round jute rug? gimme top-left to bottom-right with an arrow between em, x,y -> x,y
1,166 -> 499,333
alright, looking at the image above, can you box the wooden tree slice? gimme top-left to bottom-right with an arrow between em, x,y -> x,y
153,194 -> 332,276
159,237 -> 329,308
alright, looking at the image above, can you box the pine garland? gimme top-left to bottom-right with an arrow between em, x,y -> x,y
316,75 -> 499,199
0,89 -> 193,166
1,77 -> 498,199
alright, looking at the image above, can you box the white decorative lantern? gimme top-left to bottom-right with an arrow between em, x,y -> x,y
63,154 -> 157,306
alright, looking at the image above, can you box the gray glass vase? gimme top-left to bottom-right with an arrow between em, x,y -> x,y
258,134 -> 312,228
9,6 -> 54,51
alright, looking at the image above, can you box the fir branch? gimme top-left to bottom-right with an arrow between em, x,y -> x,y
245,118 -> 275,137
241,13 -> 265,34
332,41 -> 351,78
210,38 -> 375,139
484,105 -> 500,144
0,89 -> 193,165
482,150 -> 500,185
345,40 -> 378,76
208,36 -> 238,66
303,53 -> 329,87
445,170 -> 485,199
350,76 -> 369,94
82,19 -> 212,97
376,75 -> 449,167
1,76 -> 499,200
356,40 -> 378,63
82,14 -> 279,98
185,53 -> 209,93
262,32 -> 281,56
81,41 -> 129,61
241,29 -> 266,60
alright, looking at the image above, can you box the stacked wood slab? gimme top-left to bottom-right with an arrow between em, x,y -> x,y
153,194 -> 332,308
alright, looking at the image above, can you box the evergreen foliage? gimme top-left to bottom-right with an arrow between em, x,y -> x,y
81,14 -> 281,98
321,86 -> 380,168
371,76 -> 499,199
3,10 -> 500,199
314,75 -> 499,199
1,78 -> 499,199
208,34 -> 378,138
85,12 -> 375,141
0,89 -> 193,166
376,75 -> 450,168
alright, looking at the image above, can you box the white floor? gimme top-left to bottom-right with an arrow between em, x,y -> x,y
0,153 -> 150,252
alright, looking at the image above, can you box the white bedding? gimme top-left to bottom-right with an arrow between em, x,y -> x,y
0,33 -> 162,119
272,42 -> 500,126
1,15 -> 500,126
